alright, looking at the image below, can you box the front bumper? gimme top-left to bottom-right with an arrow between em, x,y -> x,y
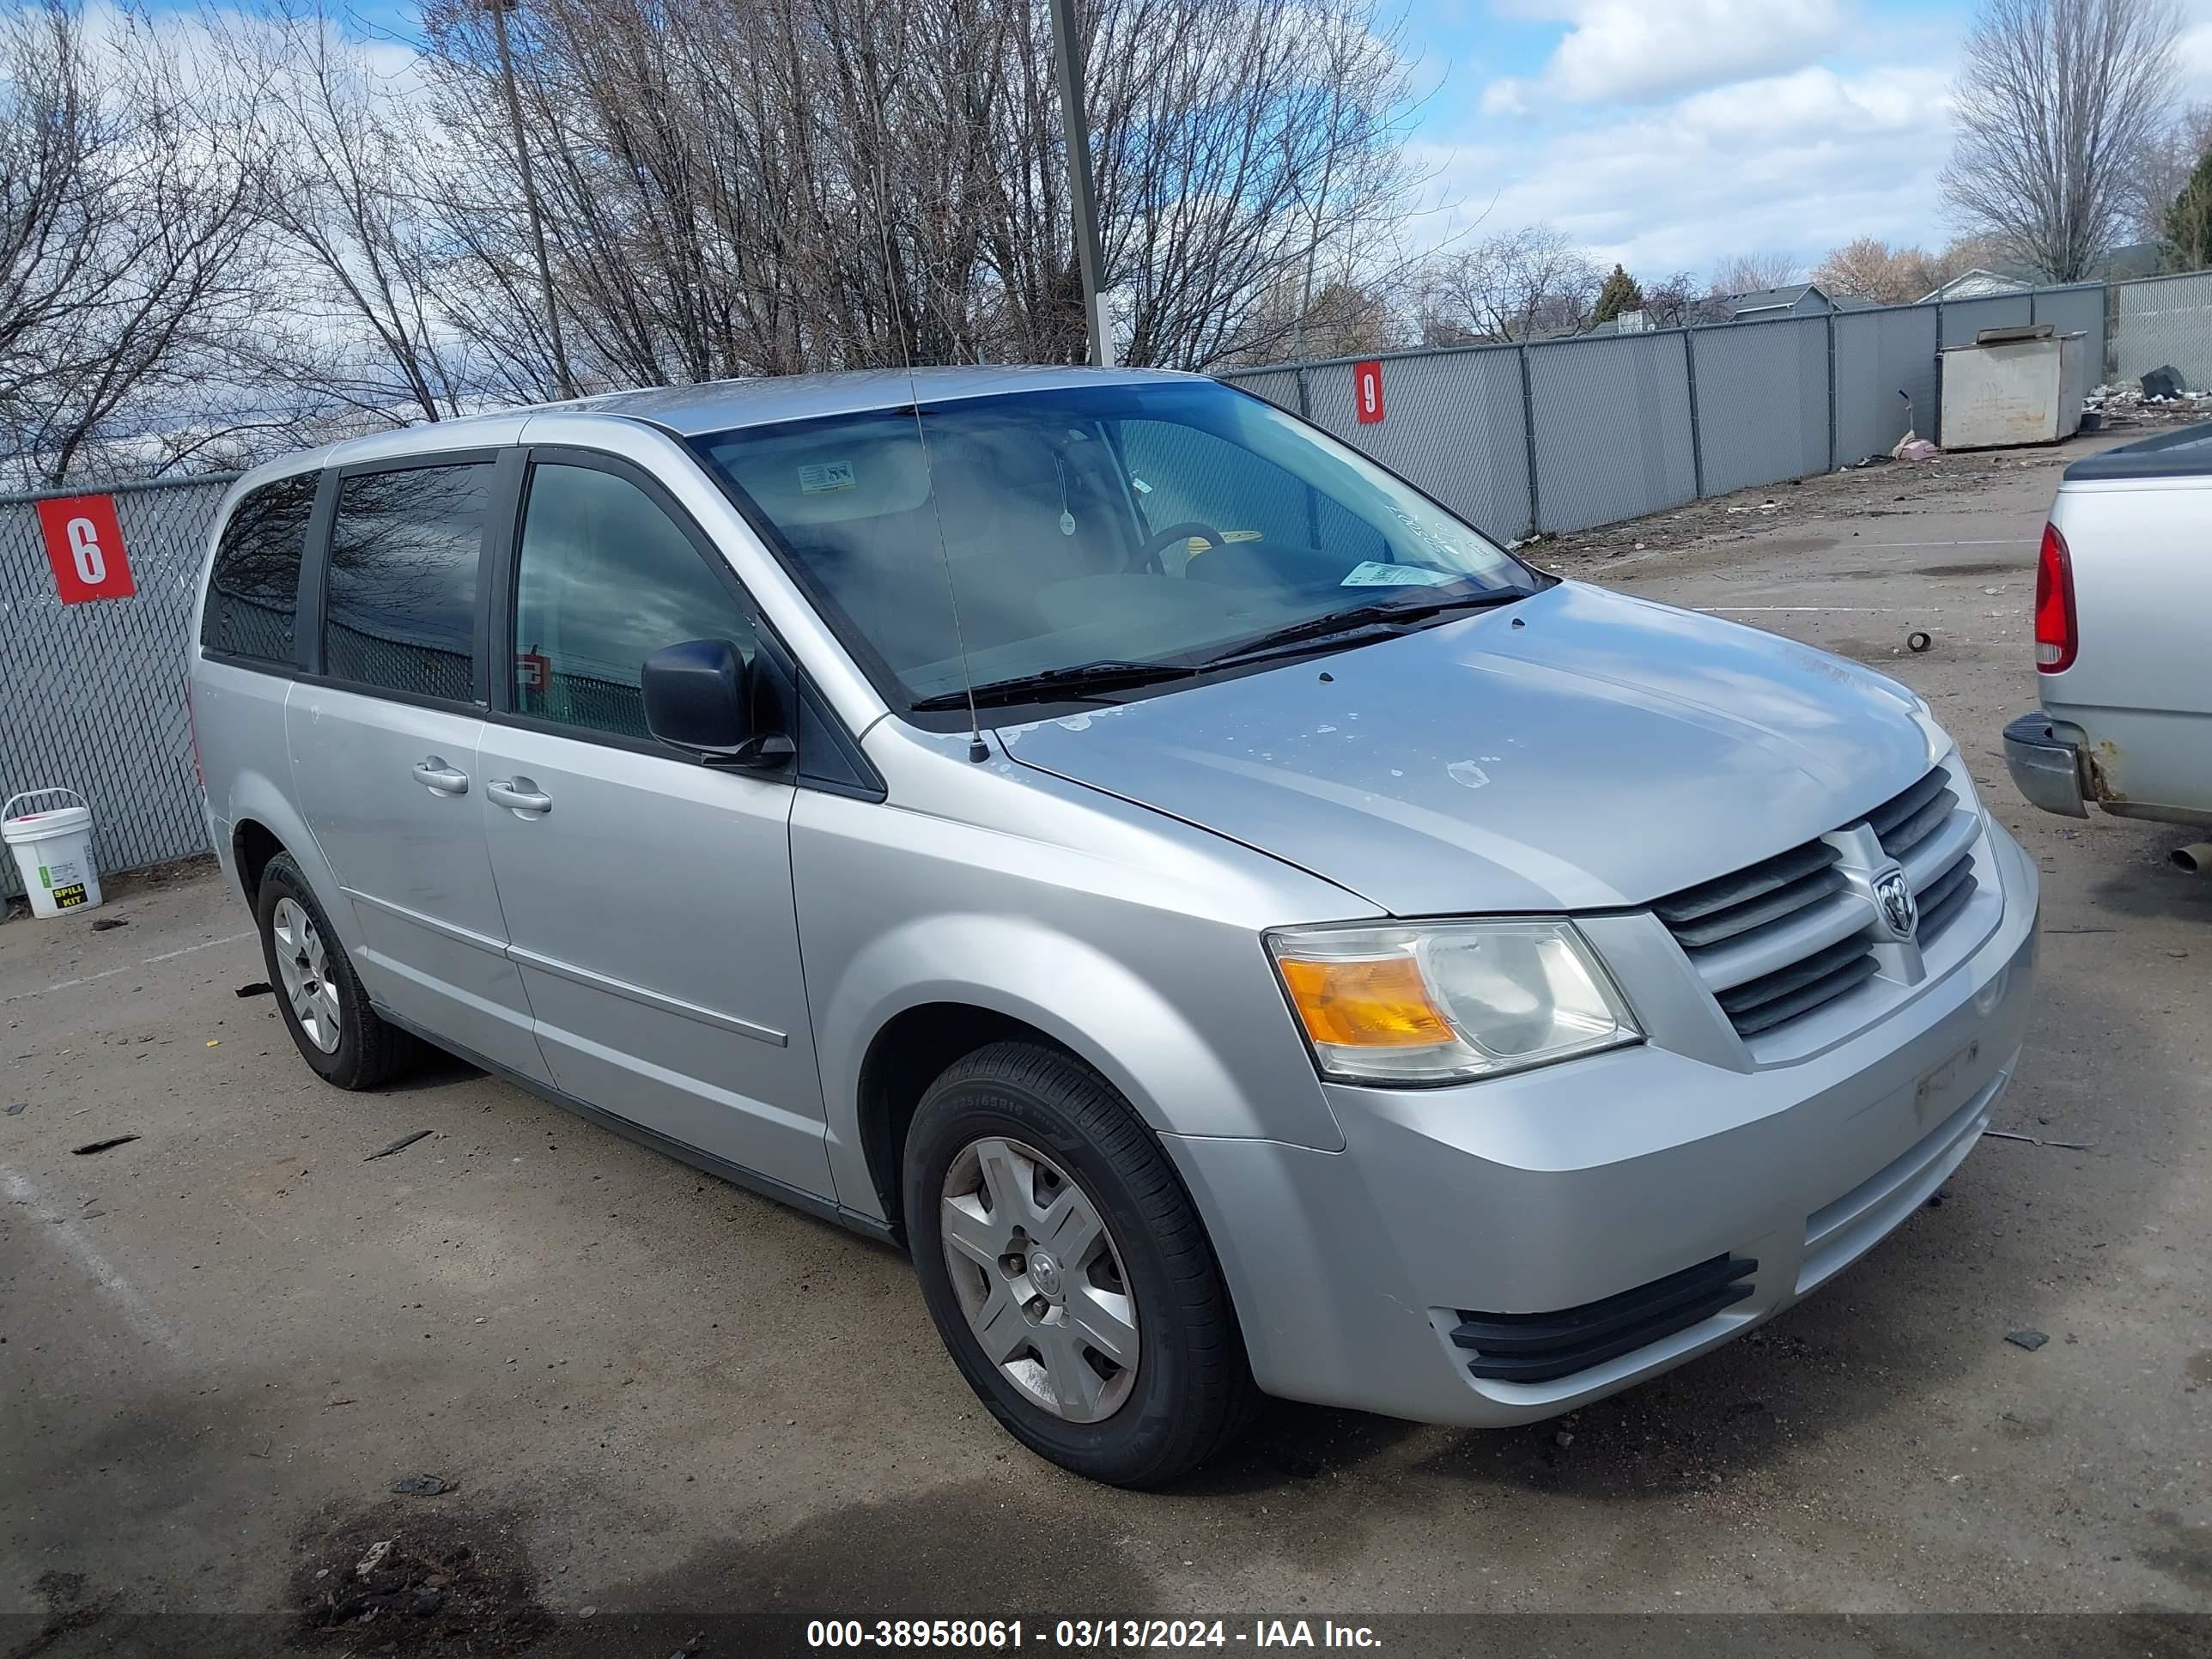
2003,711 -> 2087,818
1162,823 -> 2040,1429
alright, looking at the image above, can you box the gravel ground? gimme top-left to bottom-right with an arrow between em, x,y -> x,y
3,434 -> 2208,1654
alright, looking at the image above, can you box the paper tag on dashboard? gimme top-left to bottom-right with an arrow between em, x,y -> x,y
1340,561 -> 1455,587
799,461 -> 855,493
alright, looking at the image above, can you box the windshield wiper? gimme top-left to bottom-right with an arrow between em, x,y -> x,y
908,658 -> 1200,712
1199,587 -> 1532,670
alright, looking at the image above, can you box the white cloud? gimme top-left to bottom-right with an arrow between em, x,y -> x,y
2180,20 -> 2212,85
1480,0 -> 1850,108
1425,63 -> 1956,278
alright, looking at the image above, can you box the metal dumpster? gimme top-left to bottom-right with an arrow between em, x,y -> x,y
1939,325 -> 2092,448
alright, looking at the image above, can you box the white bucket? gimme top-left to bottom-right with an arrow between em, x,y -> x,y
4,788 -> 102,919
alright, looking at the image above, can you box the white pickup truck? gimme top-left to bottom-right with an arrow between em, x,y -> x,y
2005,424 -> 2212,832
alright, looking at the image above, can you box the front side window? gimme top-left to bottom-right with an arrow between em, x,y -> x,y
202,471 -> 317,663
323,464 -> 489,702
511,462 -> 759,742
691,380 -> 1533,715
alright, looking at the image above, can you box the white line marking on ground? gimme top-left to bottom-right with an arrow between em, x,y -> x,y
2,1168 -> 189,1359
1852,539 -> 2038,548
1,931 -> 252,1005
143,932 -> 252,964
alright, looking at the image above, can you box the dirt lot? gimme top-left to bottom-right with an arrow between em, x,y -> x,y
3,436 -> 2209,1653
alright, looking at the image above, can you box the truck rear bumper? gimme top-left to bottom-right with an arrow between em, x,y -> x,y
2003,711 -> 2087,818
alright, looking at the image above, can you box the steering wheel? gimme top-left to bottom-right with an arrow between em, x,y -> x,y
1135,520 -> 1227,575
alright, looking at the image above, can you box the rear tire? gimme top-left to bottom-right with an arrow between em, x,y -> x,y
256,853 -> 415,1090
905,1041 -> 1257,1486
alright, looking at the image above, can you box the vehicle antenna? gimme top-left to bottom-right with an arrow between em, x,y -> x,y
872,165 -> 989,763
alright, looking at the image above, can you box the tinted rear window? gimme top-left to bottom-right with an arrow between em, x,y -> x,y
201,472 -> 317,664
323,464 -> 489,702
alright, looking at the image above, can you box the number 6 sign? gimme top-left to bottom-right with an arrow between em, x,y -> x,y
36,494 -> 134,604
1353,359 -> 1385,424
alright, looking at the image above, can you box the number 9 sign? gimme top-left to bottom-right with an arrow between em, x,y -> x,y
37,493 -> 134,604
1353,359 -> 1384,424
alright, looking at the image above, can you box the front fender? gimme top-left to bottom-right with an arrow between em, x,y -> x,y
814,910 -> 1346,1222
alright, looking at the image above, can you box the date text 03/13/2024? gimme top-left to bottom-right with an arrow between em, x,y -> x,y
805,1620 -> 1383,1650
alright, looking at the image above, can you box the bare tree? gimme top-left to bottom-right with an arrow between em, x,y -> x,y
0,2 -> 265,484
0,0 -> 1424,477
212,1 -> 477,432
1942,0 -> 2181,283
1814,234 -> 2021,303
1813,238 -> 1932,303
1416,224 -> 1601,342
2125,100 -> 2212,251
1708,252 -> 1803,296
1640,271 -> 1720,329
397,0 -> 1417,391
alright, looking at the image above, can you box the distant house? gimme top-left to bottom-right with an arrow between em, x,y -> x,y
1921,268 -> 2032,301
1722,283 -> 1836,320
1918,242 -> 2164,302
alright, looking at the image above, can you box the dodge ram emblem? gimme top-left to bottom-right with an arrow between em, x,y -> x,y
1874,868 -> 1917,940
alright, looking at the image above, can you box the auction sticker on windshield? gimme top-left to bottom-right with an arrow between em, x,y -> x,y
1340,561 -> 1455,586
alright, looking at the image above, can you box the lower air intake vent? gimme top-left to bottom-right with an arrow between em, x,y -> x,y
1450,1255 -> 1759,1384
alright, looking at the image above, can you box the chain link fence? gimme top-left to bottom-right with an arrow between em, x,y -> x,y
1,476 -> 235,898
1222,280 -> 2124,540
2112,270 -> 2212,391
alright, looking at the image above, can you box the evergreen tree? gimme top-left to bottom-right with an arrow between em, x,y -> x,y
1594,264 -> 1645,325
2166,149 -> 2212,271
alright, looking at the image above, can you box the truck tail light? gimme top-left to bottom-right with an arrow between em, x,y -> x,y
2034,521 -> 2076,673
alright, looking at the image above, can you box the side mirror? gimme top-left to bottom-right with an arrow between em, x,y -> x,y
641,639 -> 793,769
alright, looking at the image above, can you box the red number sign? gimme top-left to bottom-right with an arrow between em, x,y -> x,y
1353,360 -> 1385,423
37,495 -> 134,604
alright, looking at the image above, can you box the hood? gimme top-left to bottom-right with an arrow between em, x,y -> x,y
997,581 -> 1940,915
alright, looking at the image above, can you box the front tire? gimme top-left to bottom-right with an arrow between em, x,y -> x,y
905,1042 -> 1256,1486
256,853 -> 415,1090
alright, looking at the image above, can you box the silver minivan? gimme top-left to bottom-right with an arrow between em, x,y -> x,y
189,368 -> 2039,1486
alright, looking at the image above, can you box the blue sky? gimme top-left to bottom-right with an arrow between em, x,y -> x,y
1393,0 -> 2212,280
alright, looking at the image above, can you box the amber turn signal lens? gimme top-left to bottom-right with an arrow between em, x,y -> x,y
1278,955 -> 1453,1048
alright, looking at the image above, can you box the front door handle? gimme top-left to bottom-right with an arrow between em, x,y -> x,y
487,777 -> 553,817
412,757 -> 469,795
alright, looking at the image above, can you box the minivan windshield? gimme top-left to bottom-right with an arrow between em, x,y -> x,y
691,380 -> 1538,716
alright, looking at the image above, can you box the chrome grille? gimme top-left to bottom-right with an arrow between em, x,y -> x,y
1650,842 -> 1847,949
1656,763 -> 1984,1042
1715,933 -> 1881,1037
1867,767 -> 1978,946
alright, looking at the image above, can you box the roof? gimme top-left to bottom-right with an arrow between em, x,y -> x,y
565,365 -> 1204,436
1723,284 -> 1831,318
227,366 -> 1205,494
1921,268 -> 2032,301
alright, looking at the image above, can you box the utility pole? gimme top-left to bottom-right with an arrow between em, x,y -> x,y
1047,0 -> 1110,366
488,0 -> 576,398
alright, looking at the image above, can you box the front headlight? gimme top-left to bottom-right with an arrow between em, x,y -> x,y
1267,920 -> 1641,1085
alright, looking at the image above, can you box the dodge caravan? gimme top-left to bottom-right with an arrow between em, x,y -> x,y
189,368 -> 2039,1486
